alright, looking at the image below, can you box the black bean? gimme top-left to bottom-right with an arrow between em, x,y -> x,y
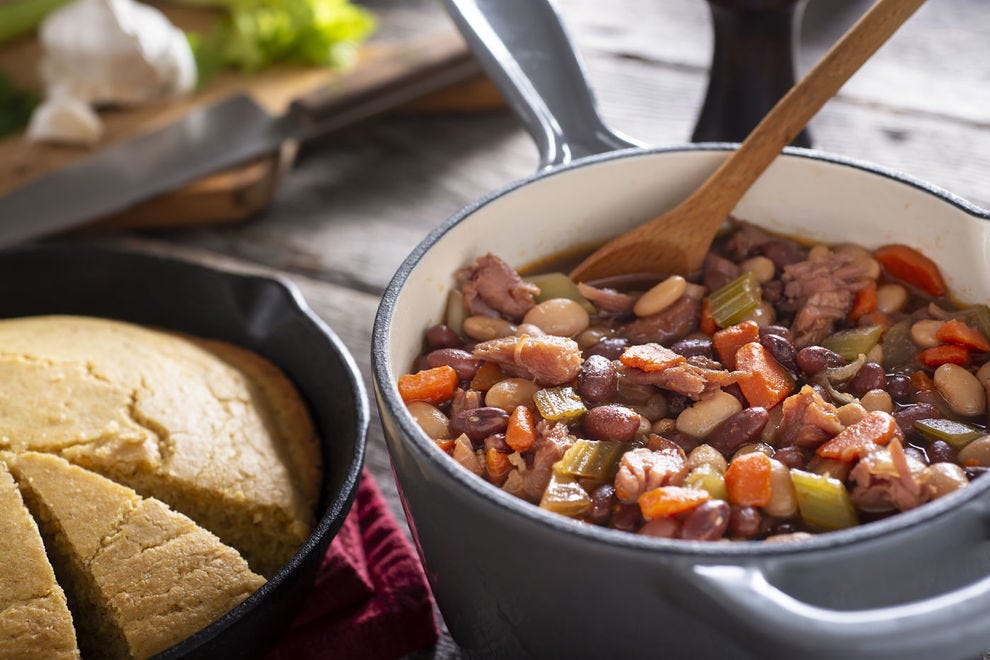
708,407 -> 769,456
760,325 -> 793,343
773,446 -> 809,470
887,374 -> 914,404
667,432 -> 699,455
680,500 -> 731,541
758,239 -> 805,270
426,348 -> 480,380
761,280 -> 784,305
760,333 -> 799,375
965,466 -> 989,481
577,354 -> 618,404
450,407 -> 509,444
583,405 -> 641,442
846,362 -> 887,398
587,337 -> 629,361
893,403 -> 941,436
728,506 -> 761,539
927,439 -> 957,464
588,484 -> 615,526
426,323 -> 462,350
670,337 -> 716,360
616,380 -> 656,406
722,382 -> 748,407
666,393 -> 690,417
796,346 -> 846,375
770,522 -> 799,536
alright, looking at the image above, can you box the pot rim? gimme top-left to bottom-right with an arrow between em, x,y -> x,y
373,142 -> 990,559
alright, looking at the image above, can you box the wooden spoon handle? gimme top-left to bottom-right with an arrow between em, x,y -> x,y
675,0 -> 927,226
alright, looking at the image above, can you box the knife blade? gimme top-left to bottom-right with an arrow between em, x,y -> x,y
0,32 -> 479,247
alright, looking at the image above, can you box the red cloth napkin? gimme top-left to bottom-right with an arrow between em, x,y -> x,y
266,470 -> 439,660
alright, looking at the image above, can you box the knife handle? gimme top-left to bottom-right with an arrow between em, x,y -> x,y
290,31 -> 482,131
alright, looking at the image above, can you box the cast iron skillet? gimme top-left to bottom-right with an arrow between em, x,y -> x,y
372,0 -> 990,658
0,245 -> 368,658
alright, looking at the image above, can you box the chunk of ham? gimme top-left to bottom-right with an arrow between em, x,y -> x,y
620,296 -> 701,345
776,385 -> 844,449
850,438 -> 931,512
576,282 -> 636,315
456,253 -> 539,321
782,246 -> 875,347
449,388 -> 483,417
501,421 -> 575,502
613,445 -> 688,504
619,343 -> 742,400
473,334 -> 582,386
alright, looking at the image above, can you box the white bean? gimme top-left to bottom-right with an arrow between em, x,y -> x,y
763,458 -> 798,518
485,378 -> 540,412
406,401 -> 451,439
958,435 -> 990,467
687,444 -> 728,474
522,298 -> 590,337
875,283 -> 908,314
740,301 -> 777,328
463,315 -> 516,341
925,463 -> 969,499
836,402 -> 868,426
675,391 -> 743,438
740,256 -> 775,284
634,275 -> 687,317
515,323 -> 546,337
683,283 -> 706,300
576,325 -> 612,349
910,319 -> 944,348
934,363 -> 986,416
975,362 -> 990,388
860,389 -> 894,413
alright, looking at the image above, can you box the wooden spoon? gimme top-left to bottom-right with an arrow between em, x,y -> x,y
569,0 -> 927,282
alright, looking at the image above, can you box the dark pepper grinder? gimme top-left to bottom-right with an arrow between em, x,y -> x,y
692,0 -> 811,147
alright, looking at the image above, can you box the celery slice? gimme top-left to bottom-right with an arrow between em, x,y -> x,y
956,305 -> 990,341
821,325 -> 883,361
539,473 -> 591,517
913,418 -> 983,450
684,464 -> 728,501
790,469 -> 858,531
881,319 -> 917,371
526,272 -> 595,314
709,272 -> 761,328
534,387 -> 587,423
555,440 -> 624,482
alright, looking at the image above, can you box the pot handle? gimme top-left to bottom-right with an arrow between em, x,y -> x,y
442,0 -> 644,170
689,562 -> 990,659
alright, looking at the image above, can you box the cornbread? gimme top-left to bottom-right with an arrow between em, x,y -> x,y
0,458 -> 79,659
9,452 -> 266,660
0,314 -> 321,577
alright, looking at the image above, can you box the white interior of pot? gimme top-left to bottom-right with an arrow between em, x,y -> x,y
389,149 -> 988,375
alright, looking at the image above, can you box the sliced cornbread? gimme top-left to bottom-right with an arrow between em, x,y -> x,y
0,456 -> 79,660
0,315 -> 321,576
9,452 -> 266,660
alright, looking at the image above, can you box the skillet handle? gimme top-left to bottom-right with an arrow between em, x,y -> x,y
442,0 -> 643,170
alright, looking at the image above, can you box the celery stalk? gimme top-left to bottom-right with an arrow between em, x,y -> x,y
822,325 -> 884,361
914,419 -> 983,450
539,474 -> 591,517
684,464 -> 728,501
525,272 -> 595,313
709,273 -> 762,328
554,440 -> 624,483
881,319 -> 917,371
0,0 -> 69,45
790,469 -> 858,530
534,387 -> 586,423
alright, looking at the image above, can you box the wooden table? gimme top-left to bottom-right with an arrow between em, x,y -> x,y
42,0 -> 990,656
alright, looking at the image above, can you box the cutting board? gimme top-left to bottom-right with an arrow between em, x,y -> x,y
0,2 -> 501,230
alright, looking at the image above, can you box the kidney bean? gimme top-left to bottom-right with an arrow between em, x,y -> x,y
611,503 -> 643,532
583,405 -> 641,442
761,280 -> 785,305
426,348 -> 480,380
450,406 -> 509,444
721,382 -> 748,407
616,380 -> 656,406
680,500 -> 731,541
904,445 -> 929,465
965,466 -> 989,481
887,374 -> 914,404
577,354 -> 618,404
426,323 -> 462,349
892,403 -> 941,436
483,433 -> 512,455
667,432 -> 699,455
670,337 -> 716,360
588,484 -> 616,526
758,239 -> 805,270
796,346 -> 846,375
760,333 -> 799,375
587,337 -> 629,360
640,517 -> 680,539
770,522 -> 799,537
847,362 -> 887,398
773,446 -> 809,470
760,325 -> 793,343
708,407 -> 769,456
666,393 -> 690,417
728,505 -> 761,539
927,439 -> 957,465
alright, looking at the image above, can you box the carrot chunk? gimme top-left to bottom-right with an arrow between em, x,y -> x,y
435,438 -> 456,454
700,297 -> 718,336
713,321 -> 760,370
469,362 -> 506,391
911,370 -> 936,392
817,410 -> 900,462
724,452 -> 772,507
873,244 -> 947,297
849,280 -> 878,323
935,318 -> 990,352
620,343 -> 685,372
485,448 -> 512,485
735,341 -> 794,409
505,405 -> 537,452
638,486 -> 710,519
919,344 -> 970,369
398,365 -> 458,404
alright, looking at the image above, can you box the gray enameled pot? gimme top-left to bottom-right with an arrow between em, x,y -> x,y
0,245 -> 368,659
372,1 -> 990,657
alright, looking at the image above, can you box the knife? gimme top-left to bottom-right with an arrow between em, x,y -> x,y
0,31 -> 480,247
